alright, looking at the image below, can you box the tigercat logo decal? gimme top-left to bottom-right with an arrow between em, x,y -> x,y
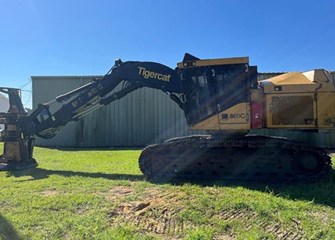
138,67 -> 171,82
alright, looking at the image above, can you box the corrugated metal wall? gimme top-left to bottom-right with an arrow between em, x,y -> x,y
31,76 -> 203,147
0,93 -> 9,131
0,94 -> 9,112
32,72 -> 335,148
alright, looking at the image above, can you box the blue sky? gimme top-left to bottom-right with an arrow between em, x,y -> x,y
1,0 -> 335,107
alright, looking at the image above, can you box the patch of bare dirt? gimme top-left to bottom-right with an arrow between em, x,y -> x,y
218,208 -> 305,240
107,187 -> 189,237
105,186 -> 305,239
40,190 -> 60,196
214,235 -> 236,240
309,211 -> 335,226
103,185 -> 135,201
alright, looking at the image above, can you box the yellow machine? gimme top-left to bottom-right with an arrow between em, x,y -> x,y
195,69 -> 335,130
0,54 -> 333,182
262,70 -> 335,129
177,55 -> 335,132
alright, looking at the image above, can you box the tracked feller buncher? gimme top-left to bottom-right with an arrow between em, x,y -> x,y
0,54 -> 333,182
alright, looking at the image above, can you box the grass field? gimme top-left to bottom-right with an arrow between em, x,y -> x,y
0,144 -> 335,240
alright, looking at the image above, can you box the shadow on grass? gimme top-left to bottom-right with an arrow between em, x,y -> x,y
8,167 -> 145,182
0,215 -> 22,240
8,167 -> 335,208
168,169 -> 335,208
37,146 -> 144,151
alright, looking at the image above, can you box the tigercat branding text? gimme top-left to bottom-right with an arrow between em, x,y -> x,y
138,67 -> 171,82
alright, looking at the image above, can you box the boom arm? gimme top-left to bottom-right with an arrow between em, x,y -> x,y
21,59 -> 183,139
1,53 -> 333,183
0,53 -> 254,170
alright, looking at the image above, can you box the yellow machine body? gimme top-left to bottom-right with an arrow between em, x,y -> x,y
261,69 -> 335,129
188,60 -> 335,132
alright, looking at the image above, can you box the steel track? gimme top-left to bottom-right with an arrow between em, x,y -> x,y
139,135 -> 332,183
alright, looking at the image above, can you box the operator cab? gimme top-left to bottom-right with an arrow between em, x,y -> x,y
177,54 -> 257,127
